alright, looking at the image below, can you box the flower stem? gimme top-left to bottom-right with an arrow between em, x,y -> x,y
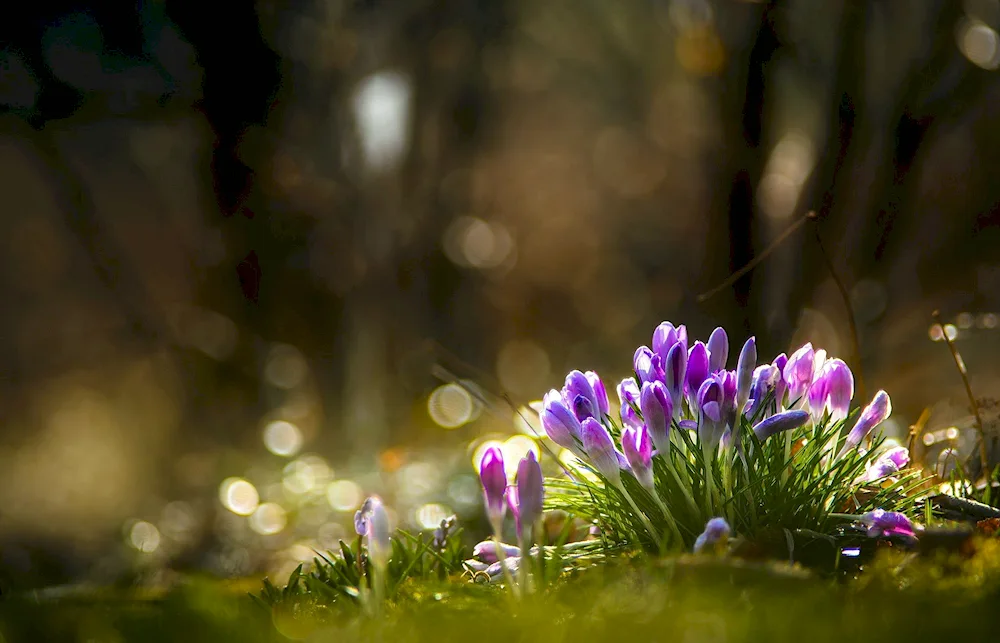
616,482 -> 664,550
492,521 -> 518,598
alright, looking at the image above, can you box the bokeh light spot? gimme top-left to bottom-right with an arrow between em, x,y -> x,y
263,420 -> 304,457
128,520 -> 161,553
415,503 -> 451,530
326,479 -> 362,511
265,344 -> 308,390
220,478 -> 260,516
427,383 -> 474,429
250,503 -> 287,535
958,19 -> 1000,69
496,340 -> 551,399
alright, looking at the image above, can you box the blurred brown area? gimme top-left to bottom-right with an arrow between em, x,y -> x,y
0,0 -> 998,586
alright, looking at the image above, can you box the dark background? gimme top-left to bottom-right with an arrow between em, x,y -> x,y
0,0 -> 998,587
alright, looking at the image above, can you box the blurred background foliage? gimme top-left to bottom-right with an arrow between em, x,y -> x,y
0,0 -> 999,590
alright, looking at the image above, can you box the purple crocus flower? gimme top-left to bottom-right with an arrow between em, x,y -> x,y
843,390 -> 892,451
585,371 -> 610,417
479,446 -> 508,528
664,342 -> 687,419
783,343 -> 815,402
541,389 -> 584,453
473,540 -> 521,563
581,417 -> 623,486
484,557 -> 521,583
565,370 -> 599,421
772,353 -> 788,406
697,376 -> 725,450
693,517 -> 731,554
745,364 -> 779,420
707,327 -> 729,372
735,337 -> 756,420
865,446 -> 910,482
686,341 -> 711,401
860,509 -> 915,538
617,377 -> 643,429
640,380 -> 673,458
634,346 -> 664,385
807,358 -> 854,422
652,322 -> 682,362
622,424 -> 655,492
751,409 -> 810,441
515,451 -> 544,533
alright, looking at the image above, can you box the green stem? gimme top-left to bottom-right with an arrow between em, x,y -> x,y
666,459 -> 701,519
617,482 -> 664,550
492,521 -> 518,599
652,493 -> 685,548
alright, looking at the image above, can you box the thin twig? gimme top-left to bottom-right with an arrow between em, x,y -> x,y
932,310 -> 988,474
697,210 -> 814,303
811,216 -> 866,404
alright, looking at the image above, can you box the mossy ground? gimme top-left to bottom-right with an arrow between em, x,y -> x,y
3,539 -> 1000,642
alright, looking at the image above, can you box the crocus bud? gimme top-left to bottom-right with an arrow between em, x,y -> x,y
585,371 -> 610,417
735,337 -> 756,419
693,517 -> 731,554
485,557 -> 521,583
745,364 -> 779,420
860,509 -> 915,538
355,496 -> 391,567
472,540 -> 521,563
843,390 -> 892,450
707,327 -> 729,372
541,390 -> 584,453
479,446 -> 508,527
515,451 -> 544,532
772,353 -> 788,405
617,377 -> 643,429
686,341 -> 710,400
751,409 -> 810,441
633,346 -> 663,384
565,370 -> 599,421
783,343 -> 815,402
652,322 -> 681,361
865,447 -> 910,482
640,380 -> 672,458
622,425 -> 655,492
664,342 -> 687,418
808,358 -> 854,422
697,376 -> 725,450
581,417 -> 622,486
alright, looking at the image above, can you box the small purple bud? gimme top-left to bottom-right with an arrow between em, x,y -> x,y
735,337 -> 756,419
676,325 -> 689,346
865,446 -> 911,481
479,446 -> 508,526
633,346 -> 664,384
652,322 -> 680,361
564,370 -> 599,419
640,380 -> 673,458
783,343 -> 815,402
541,390 -> 584,452
664,342 -> 687,418
844,390 -> 892,450
585,371 -> 610,417
686,341 -> 710,399
697,376 -> 725,449
356,496 -> 391,566
516,451 -> 544,532
860,509 -> 915,538
707,327 -> 729,372
772,353 -> 788,405
485,556 -> 521,583
745,364 -> 779,419
751,409 -> 810,441
617,377 -> 643,429
473,540 -> 521,563
581,417 -> 622,486
622,425 -> 655,492
693,517 -> 731,554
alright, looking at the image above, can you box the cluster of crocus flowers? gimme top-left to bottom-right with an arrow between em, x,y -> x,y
530,320 -> 903,548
